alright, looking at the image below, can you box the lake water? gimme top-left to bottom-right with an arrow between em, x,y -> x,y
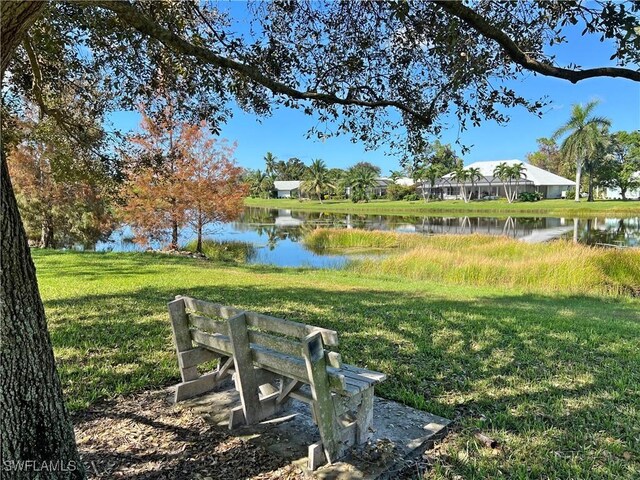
96,207 -> 640,267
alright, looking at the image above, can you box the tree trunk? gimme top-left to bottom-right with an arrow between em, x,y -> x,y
1,1 -> 46,76
196,221 -> 203,254
171,218 -> 178,250
574,161 -> 582,202
587,173 -> 594,202
421,182 -> 428,203
1,150 -> 85,479
2,4 -> 85,478
621,188 -> 627,201
41,214 -> 54,249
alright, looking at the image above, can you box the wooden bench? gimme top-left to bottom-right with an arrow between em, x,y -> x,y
168,295 -> 386,470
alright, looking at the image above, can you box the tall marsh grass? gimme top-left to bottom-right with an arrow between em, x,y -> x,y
184,239 -> 255,263
304,228 -> 426,251
305,229 -> 640,296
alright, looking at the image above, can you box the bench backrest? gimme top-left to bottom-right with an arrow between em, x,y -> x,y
174,296 -> 347,391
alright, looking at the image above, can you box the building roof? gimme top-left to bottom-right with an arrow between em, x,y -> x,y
273,180 -> 302,191
435,175 -> 533,187
395,177 -> 415,186
374,177 -> 392,186
444,160 -> 575,186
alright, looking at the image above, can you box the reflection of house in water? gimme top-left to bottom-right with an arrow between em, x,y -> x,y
274,210 -> 304,227
573,217 -> 640,247
411,216 -> 575,240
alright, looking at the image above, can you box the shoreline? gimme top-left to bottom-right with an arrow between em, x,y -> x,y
245,198 -> 640,218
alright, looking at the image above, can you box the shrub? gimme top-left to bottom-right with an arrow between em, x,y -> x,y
518,191 -> 544,202
404,193 -> 420,201
386,184 -> 417,200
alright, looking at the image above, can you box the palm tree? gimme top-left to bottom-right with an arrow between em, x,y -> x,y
264,152 -> 277,178
302,158 -> 333,203
508,163 -> 527,201
345,166 -> 378,203
248,169 -> 273,198
450,167 -> 470,203
584,126 -> 611,201
553,101 -> 611,202
389,170 -> 403,182
467,167 -> 483,200
493,162 -> 514,203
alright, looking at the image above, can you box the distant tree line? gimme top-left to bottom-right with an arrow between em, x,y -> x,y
245,153 -> 384,203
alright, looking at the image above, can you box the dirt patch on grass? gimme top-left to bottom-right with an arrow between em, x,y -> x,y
72,390 -> 303,479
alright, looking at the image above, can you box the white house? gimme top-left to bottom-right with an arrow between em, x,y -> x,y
394,177 -> 415,186
274,180 -> 302,198
431,160 -> 575,200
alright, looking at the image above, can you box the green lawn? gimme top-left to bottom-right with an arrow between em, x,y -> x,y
246,197 -> 640,218
36,250 -> 640,478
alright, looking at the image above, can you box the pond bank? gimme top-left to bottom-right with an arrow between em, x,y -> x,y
245,197 -> 640,218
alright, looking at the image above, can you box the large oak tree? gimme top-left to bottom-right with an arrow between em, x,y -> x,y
1,1 -> 638,478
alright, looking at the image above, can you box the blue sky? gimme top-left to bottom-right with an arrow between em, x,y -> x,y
108,5 -> 640,174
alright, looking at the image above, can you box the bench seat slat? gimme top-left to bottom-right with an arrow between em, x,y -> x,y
340,364 -> 387,383
341,374 -> 373,393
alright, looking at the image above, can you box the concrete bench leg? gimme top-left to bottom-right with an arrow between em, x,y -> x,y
169,298 -> 226,402
356,387 -> 374,443
302,332 -> 349,468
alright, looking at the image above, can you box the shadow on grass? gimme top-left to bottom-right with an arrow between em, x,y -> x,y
44,274 -> 640,478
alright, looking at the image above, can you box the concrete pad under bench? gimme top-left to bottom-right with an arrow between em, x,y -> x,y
168,379 -> 450,479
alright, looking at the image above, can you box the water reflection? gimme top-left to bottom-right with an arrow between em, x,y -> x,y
564,217 -> 640,247
96,207 -> 639,267
238,208 -> 640,247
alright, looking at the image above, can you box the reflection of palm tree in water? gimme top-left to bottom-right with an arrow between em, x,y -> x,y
265,227 -> 280,250
255,224 -> 307,250
459,216 -> 473,233
502,217 -> 517,237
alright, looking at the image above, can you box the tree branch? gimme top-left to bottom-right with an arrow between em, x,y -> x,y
22,34 -> 46,120
433,0 -> 640,83
24,36 -> 114,166
82,0 -> 434,126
